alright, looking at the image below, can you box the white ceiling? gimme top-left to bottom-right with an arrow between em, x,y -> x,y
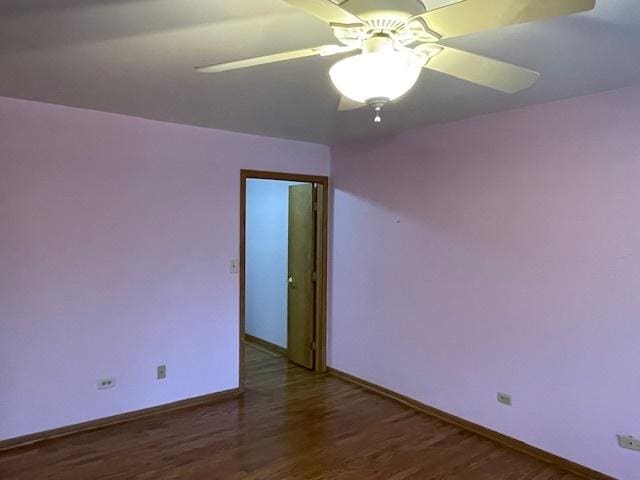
1,0 -> 639,144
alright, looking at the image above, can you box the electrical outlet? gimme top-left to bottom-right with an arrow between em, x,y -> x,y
157,365 -> 166,380
97,378 -> 115,390
617,434 -> 640,452
497,392 -> 512,406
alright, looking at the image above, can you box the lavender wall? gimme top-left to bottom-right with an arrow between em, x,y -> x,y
0,97 -> 329,441
330,85 -> 640,480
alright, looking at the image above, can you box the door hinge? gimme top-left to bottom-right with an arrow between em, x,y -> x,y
313,201 -> 318,212
311,341 -> 316,351
312,271 -> 317,282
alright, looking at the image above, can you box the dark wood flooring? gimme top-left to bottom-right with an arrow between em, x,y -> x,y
1,346 -> 585,479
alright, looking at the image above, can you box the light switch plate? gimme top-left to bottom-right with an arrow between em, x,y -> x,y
229,259 -> 239,274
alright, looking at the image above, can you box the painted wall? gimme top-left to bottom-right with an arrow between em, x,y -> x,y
245,179 -> 302,348
329,85 -> 640,480
0,96 -> 329,441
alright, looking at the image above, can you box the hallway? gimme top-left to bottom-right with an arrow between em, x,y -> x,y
1,347 -> 585,479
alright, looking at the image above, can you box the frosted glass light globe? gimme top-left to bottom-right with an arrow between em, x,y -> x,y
329,51 -> 422,104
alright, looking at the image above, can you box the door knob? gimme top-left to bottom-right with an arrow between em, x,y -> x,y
288,276 -> 294,287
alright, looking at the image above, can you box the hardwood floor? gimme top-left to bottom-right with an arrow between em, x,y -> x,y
1,346 -> 587,479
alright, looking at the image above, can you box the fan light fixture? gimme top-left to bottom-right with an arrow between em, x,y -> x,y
329,48 -> 422,123
195,0 -> 597,125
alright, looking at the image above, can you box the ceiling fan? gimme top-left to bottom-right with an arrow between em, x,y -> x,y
195,0 -> 596,123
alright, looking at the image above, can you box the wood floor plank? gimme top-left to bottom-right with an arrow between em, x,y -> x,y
0,347 -> 589,479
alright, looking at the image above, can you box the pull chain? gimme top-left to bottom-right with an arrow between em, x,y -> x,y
373,106 -> 382,124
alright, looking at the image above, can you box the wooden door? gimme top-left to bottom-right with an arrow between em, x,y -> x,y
287,183 -> 315,369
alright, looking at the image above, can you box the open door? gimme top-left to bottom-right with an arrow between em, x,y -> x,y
287,183 -> 315,369
239,169 -> 328,387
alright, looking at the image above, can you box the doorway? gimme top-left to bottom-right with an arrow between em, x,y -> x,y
239,170 -> 328,389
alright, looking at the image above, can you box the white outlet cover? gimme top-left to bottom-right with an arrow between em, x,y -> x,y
497,392 -> 512,406
97,378 -> 115,390
617,434 -> 640,452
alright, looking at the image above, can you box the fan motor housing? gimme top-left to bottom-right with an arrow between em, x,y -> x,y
340,0 -> 426,22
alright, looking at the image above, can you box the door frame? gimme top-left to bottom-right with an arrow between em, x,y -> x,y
239,169 -> 329,390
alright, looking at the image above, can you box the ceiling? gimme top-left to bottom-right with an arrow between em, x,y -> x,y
1,0 -> 639,144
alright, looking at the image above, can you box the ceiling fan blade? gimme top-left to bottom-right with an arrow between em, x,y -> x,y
425,46 -> 539,93
282,0 -> 364,26
414,0 -> 595,39
337,96 -> 365,111
195,45 -> 351,73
